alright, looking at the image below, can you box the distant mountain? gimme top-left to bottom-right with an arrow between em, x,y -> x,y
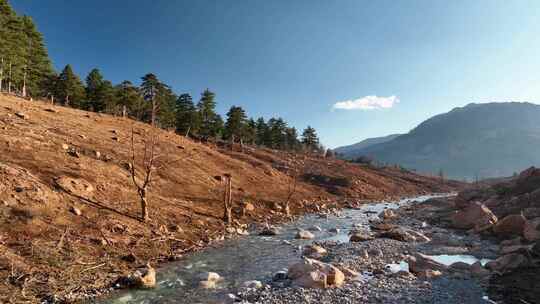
338,102 -> 540,180
334,134 -> 402,158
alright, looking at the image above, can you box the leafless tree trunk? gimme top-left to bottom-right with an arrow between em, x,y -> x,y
223,174 -> 233,224
230,134 -> 235,151
122,105 -> 127,118
129,128 -> 159,222
0,57 -> 4,92
185,125 -> 191,138
7,62 -> 12,94
128,128 -> 191,222
22,67 -> 27,98
284,156 -> 304,217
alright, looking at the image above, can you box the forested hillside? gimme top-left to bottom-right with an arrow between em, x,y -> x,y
0,0 -> 323,154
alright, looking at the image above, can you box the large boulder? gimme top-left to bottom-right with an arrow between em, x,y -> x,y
451,202 -> 497,230
485,253 -> 529,273
407,253 -> 447,274
493,214 -> 527,237
523,218 -> 540,242
455,188 -> 494,209
287,258 -> 345,288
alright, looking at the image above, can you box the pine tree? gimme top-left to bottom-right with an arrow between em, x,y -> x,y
140,73 -> 165,126
0,2 -> 53,96
285,127 -> 300,151
301,126 -> 320,151
224,106 -> 247,142
255,117 -> 269,146
197,89 -> 218,139
267,117 -> 288,149
85,68 -> 106,111
56,64 -> 85,107
20,15 -> 53,97
175,93 -> 200,136
115,80 -> 146,119
209,114 -> 224,139
245,118 -> 257,144
157,85 -> 177,129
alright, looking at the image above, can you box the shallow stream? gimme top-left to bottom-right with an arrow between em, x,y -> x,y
102,194 -> 472,304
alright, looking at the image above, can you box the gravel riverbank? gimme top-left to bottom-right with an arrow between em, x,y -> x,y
235,197 -> 498,304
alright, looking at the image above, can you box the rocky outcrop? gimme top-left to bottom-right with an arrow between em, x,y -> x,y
451,202 -> 497,230
493,214 -> 526,237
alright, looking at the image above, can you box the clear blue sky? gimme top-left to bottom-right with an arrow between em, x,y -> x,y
11,0 -> 540,148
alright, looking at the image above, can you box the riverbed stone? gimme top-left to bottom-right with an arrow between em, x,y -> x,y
523,218 -> 540,242
349,232 -> 374,242
292,270 -> 327,289
303,244 -> 327,258
485,253 -> 529,273
295,229 -> 315,239
242,280 -> 263,289
470,261 -> 490,277
259,226 -> 281,236
407,253 -> 447,274
131,264 -> 156,289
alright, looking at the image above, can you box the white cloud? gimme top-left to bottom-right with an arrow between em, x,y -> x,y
332,95 -> 399,110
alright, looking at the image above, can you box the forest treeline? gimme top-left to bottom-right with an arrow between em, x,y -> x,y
0,0 -> 324,152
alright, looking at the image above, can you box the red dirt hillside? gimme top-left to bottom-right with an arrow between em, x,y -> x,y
0,94 -> 459,302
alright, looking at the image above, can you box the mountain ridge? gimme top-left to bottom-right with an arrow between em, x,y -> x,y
336,102 -> 540,179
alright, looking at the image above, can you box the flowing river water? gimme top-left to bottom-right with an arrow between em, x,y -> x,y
102,194 -> 486,304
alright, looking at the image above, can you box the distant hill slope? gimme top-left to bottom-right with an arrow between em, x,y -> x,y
334,134 -> 401,159
343,102 -> 540,179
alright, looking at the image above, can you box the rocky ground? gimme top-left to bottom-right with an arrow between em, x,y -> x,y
232,182 -> 540,304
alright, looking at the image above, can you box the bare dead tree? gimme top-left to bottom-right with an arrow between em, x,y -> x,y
129,128 -> 158,222
8,62 -> 12,94
283,155 -> 305,217
0,57 -> 4,92
128,127 -> 192,222
222,173 -> 233,224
